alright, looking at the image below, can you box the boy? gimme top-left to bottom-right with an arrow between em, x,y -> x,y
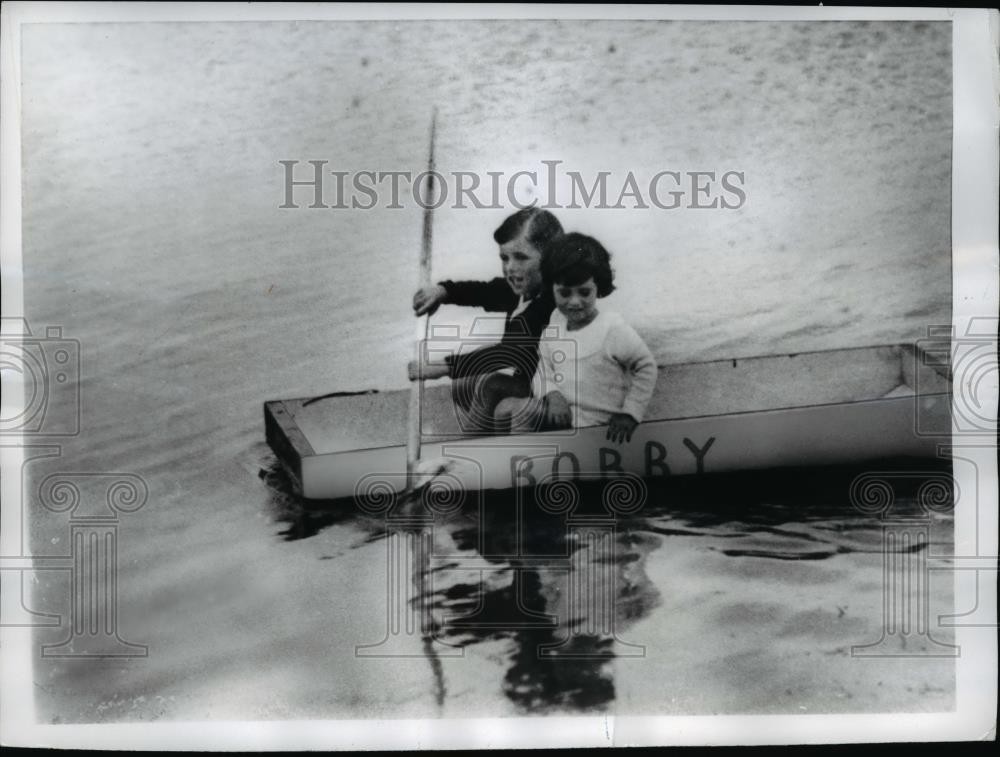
408,207 -> 564,431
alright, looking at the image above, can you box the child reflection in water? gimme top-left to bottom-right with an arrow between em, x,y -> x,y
429,488 -> 658,713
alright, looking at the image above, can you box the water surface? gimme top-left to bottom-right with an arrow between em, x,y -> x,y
19,19 -> 954,721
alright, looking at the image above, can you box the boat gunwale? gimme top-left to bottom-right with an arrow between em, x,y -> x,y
264,341 -> 953,468
287,390 -> 952,458
275,340 -> 952,406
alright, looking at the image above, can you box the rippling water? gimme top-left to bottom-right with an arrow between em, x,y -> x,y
254,463 -> 955,717
19,19 -> 953,722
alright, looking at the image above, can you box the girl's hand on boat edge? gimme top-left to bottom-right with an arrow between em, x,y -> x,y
408,359 -> 450,381
413,284 -> 447,316
542,391 -> 572,429
606,413 -> 638,444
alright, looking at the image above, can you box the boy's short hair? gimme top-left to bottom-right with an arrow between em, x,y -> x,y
493,207 -> 564,256
543,232 -> 616,297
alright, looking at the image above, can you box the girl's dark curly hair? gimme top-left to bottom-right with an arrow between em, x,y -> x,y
542,232 -> 616,297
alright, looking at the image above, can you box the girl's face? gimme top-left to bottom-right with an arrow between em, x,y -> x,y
498,233 -> 544,298
553,277 -> 599,329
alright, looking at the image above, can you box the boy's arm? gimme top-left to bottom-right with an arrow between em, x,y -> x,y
446,289 -> 553,379
439,278 -> 516,313
505,290 -> 555,338
612,322 -> 658,423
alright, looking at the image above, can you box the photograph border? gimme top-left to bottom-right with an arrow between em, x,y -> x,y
1,2 -> 996,749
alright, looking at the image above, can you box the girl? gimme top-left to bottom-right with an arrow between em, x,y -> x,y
497,233 -> 658,443
408,207 -> 564,432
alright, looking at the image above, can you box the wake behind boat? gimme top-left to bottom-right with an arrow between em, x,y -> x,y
264,342 -> 951,500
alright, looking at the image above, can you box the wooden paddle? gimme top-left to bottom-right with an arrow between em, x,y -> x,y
406,108 -> 438,494
403,116 -> 447,710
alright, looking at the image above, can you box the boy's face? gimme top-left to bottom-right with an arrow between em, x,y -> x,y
553,277 -> 599,329
498,233 -> 543,298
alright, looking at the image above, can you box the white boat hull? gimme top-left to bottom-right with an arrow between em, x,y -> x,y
264,343 -> 951,500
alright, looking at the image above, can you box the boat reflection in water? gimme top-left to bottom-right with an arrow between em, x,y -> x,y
425,476 -> 660,712
265,455 -> 955,716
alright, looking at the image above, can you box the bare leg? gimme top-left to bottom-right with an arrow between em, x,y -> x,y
452,372 -> 529,434
451,375 -> 488,435
495,396 -> 545,433
478,373 -> 529,415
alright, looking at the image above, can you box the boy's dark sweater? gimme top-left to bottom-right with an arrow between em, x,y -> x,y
440,277 -> 555,381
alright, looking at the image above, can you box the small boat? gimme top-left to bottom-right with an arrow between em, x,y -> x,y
264,343 -> 951,501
